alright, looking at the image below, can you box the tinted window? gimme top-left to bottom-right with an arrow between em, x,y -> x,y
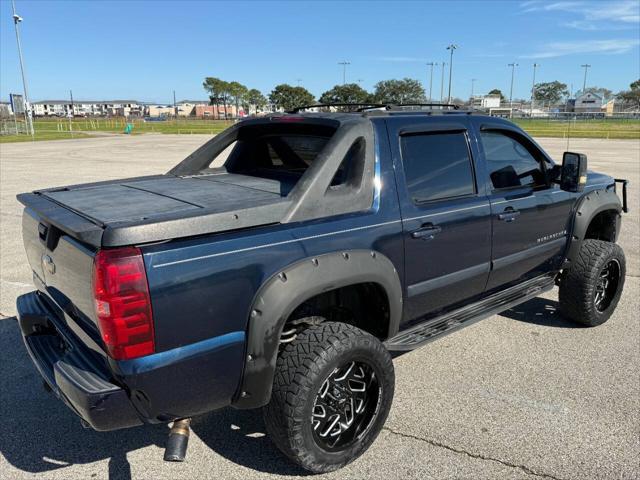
400,132 -> 475,203
481,131 -> 545,189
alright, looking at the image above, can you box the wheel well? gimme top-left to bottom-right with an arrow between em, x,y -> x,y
584,210 -> 618,242
284,282 -> 391,340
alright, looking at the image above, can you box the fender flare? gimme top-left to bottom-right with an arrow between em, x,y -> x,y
232,249 -> 402,409
564,189 -> 622,265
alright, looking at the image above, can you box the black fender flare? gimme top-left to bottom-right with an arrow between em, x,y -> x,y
564,189 -> 622,265
232,249 -> 402,409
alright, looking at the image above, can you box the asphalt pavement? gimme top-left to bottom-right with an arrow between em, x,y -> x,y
0,134 -> 638,480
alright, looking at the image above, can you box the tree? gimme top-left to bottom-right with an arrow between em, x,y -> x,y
319,83 -> 372,109
245,89 -> 268,114
488,89 -> 505,101
269,84 -> 315,111
373,78 -> 426,104
203,77 -> 231,118
228,81 -> 248,117
617,79 -> 640,107
533,81 -> 569,105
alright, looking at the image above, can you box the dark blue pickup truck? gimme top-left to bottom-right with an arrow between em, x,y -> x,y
16,105 -> 628,472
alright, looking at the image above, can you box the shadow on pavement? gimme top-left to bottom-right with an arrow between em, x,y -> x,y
190,410 -> 310,477
0,317 -> 308,479
500,297 -> 580,328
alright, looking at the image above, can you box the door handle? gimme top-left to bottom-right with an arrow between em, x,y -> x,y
498,208 -> 521,222
411,224 -> 442,240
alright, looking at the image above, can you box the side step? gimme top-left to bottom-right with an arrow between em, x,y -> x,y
385,274 -> 556,351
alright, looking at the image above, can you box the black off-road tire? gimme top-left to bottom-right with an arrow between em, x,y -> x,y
263,321 -> 394,473
559,239 -> 626,327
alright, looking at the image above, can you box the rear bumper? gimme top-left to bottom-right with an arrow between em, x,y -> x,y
17,290 -> 247,430
17,292 -> 142,431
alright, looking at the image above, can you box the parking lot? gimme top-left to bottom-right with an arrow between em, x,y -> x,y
0,134 -> 638,480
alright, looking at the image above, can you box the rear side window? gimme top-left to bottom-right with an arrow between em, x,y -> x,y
400,131 -> 475,203
480,130 -> 546,189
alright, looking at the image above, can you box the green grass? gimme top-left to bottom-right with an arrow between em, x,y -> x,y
1,118 -> 234,143
32,118 -> 234,135
2,117 -> 638,143
0,131 -> 93,143
513,119 -> 640,140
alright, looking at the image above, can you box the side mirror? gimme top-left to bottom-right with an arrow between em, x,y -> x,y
561,152 -> 588,192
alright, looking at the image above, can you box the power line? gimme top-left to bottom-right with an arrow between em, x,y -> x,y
427,62 -> 437,101
446,44 -> 458,103
338,61 -> 351,85
508,62 -> 519,118
11,0 -> 34,137
581,64 -> 591,93
531,63 -> 540,116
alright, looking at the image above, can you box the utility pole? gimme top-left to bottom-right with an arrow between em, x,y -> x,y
471,78 -> 477,101
508,62 -> 518,118
338,61 -> 350,85
446,44 -> 458,103
427,62 -> 436,101
12,0 -> 34,136
69,89 -> 74,133
173,90 -> 177,119
440,62 -> 447,103
581,64 -> 591,93
530,63 -> 539,116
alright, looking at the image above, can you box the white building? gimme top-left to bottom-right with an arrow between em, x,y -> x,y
573,91 -> 604,113
32,100 -> 142,117
471,94 -> 501,109
0,101 -> 13,118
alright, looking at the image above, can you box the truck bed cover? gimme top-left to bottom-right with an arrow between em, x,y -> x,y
18,173 -> 292,248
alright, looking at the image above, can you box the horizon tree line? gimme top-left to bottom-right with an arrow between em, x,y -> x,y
204,76 -> 640,115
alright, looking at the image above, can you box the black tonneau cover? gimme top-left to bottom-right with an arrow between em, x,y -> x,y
18,173 -> 291,248
17,114 -> 376,249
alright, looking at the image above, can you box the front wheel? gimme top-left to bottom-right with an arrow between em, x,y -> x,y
263,321 -> 394,473
559,239 -> 626,326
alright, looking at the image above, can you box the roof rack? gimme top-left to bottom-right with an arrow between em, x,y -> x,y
289,103 -> 387,113
388,103 -> 460,110
289,102 -> 462,113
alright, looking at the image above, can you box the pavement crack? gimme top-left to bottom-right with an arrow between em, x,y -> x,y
382,427 -> 567,480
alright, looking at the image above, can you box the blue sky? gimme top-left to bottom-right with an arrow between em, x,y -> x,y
1,0 -> 639,103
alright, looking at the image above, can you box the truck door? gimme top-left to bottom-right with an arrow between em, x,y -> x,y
475,125 -> 574,290
387,118 -> 492,322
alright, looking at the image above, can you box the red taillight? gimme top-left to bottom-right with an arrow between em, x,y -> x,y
93,247 -> 155,360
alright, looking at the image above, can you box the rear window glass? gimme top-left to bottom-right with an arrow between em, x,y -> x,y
210,124 -> 336,182
400,131 -> 475,203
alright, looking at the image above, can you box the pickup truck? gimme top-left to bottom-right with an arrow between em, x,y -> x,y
16,105 -> 628,473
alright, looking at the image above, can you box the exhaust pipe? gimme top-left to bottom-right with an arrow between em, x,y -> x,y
163,418 -> 192,462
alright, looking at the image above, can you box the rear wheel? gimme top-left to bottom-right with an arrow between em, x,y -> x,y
263,321 -> 394,473
559,239 -> 626,326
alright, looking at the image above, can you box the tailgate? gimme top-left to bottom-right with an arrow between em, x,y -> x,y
22,207 -> 103,344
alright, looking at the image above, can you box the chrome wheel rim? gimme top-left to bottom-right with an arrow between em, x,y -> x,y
594,259 -> 621,312
311,360 -> 381,452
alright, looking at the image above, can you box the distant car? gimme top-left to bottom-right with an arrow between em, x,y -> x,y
16,104 -> 628,473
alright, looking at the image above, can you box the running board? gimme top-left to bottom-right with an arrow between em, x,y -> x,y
385,274 -> 556,351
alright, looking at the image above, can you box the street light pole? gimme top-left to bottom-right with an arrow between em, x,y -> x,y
530,63 -> 539,116
440,62 -> 447,103
508,62 -> 518,118
11,0 -> 34,136
471,78 -> 477,101
338,61 -> 351,85
446,44 -> 458,103
581,64 -> 591,93
427,62 -> 436,101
